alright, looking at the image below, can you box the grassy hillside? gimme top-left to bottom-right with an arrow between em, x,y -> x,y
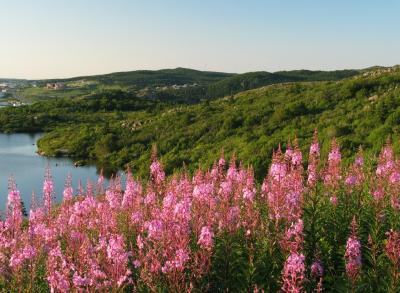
40,67 -> 233,86
0,66 -> 399,179
202,69 -> 359,99
16,68 -> 233,102
14,67 -> 360,103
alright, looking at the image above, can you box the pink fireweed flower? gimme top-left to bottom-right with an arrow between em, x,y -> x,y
389,170 -> 400,184
285,141 -> 293,161
329,195 -> 338,206
144,191 -> 156,205
73,272 -> 90,288
311,260 -> 324,278
106,234 -> 129,262
324,138 -> 342,190
218,152 -> 226,168
122,171 -> 142,209
63,174 -> 73,202
263,152 -> 304,223
345,237 -> 362,281
307,163 -> 317,187
9,245 -> 37,270
198,226 -> 214,250
162,249 -> 190,273
391,196 -> 400,210
86,180 -> 94,198
105,234 -> 131,287
136,235 -> 144,250
345,148 -> 365,190
280,219 -> 304,253
345,218 -> 362,282
77,179 -> 84,196
345,175 -> 357,186
227,156 -> 238,181
6,181 -> 23,233
43,167 -> 54,214
376,141 -> 395,179
241,168 -> 256,202
291,146 -> 303,168
309,129 -> 320,156
385,229 -> 400,267
97,169 -> 105,195
372,188 -> 384,202
193,182 -> 214,202
355,155 -> 364,167
328,144 -> 341,162
287,138 -> 303,169
150,159 -> 165,185
307,130 -> 320,187
269,148 -> 287,181
131,211 -> 143,224
173,199 -> 192,222
173,248 -> 189,270
146,219 -> 163,240
226,206 -> 240,230
243,186 -> 256,202
281,252 -> 306,293
46,243 -> 72,292
106,181 -> 122,209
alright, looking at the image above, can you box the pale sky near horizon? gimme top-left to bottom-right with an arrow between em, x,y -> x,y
0,0 -> 399,79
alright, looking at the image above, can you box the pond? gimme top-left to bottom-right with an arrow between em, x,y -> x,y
0,133 -> 109,212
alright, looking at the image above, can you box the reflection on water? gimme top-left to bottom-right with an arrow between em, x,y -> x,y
0,133 -> 112,211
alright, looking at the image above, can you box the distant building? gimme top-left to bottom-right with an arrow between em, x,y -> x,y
0,84 -> 9,93
46,82 -> 65,90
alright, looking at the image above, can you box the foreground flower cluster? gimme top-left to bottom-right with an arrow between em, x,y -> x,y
1,131 -> 400,292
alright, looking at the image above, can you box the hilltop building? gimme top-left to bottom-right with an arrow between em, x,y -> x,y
46,82 -> 65,90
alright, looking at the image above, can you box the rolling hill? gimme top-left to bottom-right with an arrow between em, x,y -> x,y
14,67 -> 360,103
0,66 -> 399,179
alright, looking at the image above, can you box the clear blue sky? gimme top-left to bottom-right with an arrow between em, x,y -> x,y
0,0 -> 399,79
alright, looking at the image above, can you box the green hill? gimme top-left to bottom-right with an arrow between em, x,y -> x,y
15,67 -> 360,103
1,66 -> 399,179
39,67 -> 234,87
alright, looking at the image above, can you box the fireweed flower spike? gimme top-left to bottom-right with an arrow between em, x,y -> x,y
197,226 -> 214,250
345,217 -> 362,283
63,174 -> 73,202
307,129 -> 320,187
43,166 -> 54,214
97,169 -> 105,195
311,260 -> 324,292
281,252 -> 306,293
263,144 -> 304,223
280,219 -> 304,253
345,147 -> 365,192
290,137 -> 303,169
385,229 -> 400,268
376,139 -> 394,179
324,138 -> 342,191
6,177 -> 23,236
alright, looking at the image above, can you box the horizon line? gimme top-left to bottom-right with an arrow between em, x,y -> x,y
1,64 -> 398,81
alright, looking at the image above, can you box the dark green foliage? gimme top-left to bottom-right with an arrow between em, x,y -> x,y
209,232 -> 250,292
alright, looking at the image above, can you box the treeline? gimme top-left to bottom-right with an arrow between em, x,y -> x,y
155,69 -> 360,102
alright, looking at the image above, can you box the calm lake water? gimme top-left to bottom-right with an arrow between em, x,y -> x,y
0,133 -> 107,212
